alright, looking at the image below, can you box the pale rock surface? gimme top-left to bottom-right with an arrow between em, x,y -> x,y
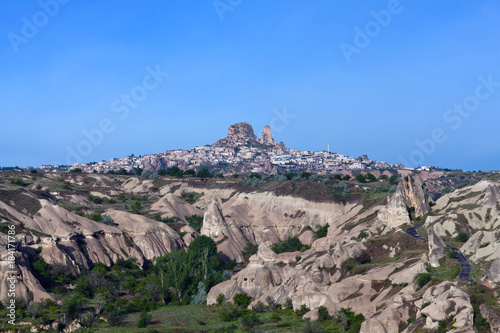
201,194 -> 249,262
375,173 -> 429,231
298,230 -> 315,246
150,193 -> 202,222
259,125 -> 276,146
428,226 -> 446,267
419,282 -> 475,332
487,256 -> 500,285
303,308 -> 319,321
389,262 -> 427,285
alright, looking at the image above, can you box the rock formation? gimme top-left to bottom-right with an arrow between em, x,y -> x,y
259,125 -> 275,145
212,122 -> 258,147
428,226 -> 447,267
375,173 -> 429,231
200,194 -> 249,262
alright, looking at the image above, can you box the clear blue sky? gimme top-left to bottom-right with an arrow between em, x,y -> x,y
1,0 -> 499,170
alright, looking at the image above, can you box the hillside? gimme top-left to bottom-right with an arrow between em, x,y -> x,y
0,169 -> 499,332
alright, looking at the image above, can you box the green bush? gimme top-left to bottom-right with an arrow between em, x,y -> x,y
271,237 -> 310,254
241,313 -> 263,330
10,178 -> 24,186
318,306 -> 331,321
316,224 -> 329,239
137,310 -> 152,328
417,273 -> 432,288
357,230 -> 369,240
295,304 -> 310,317
456,232 -> 469,242
354,251 -> 371,264
216,293 -> 226,305
233,292 -> 251,308
101,214 -> 117,226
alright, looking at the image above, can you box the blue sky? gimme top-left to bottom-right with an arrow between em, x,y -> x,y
1,0 -> 499,170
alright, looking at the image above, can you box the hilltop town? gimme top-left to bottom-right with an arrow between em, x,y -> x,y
65,122 -> 397,175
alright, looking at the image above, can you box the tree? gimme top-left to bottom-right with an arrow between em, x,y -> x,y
154,250 -> 190,302
166,166 -> 184,177
342,175 -> 351,181
355,174 -> 366,183
183,169 -> 196,176
196,168 -> 213,178
365,173 -> 377,182
379,174 -> 388,181
191,281 -> 207,305
388,174 -> 398,184
187,235 -> 221,286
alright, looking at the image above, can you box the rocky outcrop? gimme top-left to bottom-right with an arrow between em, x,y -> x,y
0,239 -> 53,303
416,281 -> 475,332
259,126 -> 276,145
213,122 -> 258,147
150,193 -> 202,222
428,226 -> 447,267
486,257 -> 500,287
375,173 -> 429,231
480,304 -> 500,333
201,194 -> 249,262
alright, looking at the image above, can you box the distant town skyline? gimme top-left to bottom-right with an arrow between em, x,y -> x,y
1,1 -> 500,171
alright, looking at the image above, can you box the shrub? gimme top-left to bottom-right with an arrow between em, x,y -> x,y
241,313 -> 263,330
358,230 -> 369,240
448,251 -> 458,259
284,297 -> 293,309
416,273 -> 432,288
243,243 -> 258,255
137,310 -> 152,328
316,224 -> 329,239
271,237 -> 310,254
354,250 -> 371,264
301,320 -> 326,333
10,178 -> 24,186
456,232 -> 469,242
100,214 -> 117,226
365,173 -> 377,182
295,304 -> 310,317
218,303 -> 244,322
252,301 -> 266,313
318,306 -> 331,321
355,174 -> 366,183
216,293 -> 226,306
233,292 -> 251,308
342,175 -> 351,181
